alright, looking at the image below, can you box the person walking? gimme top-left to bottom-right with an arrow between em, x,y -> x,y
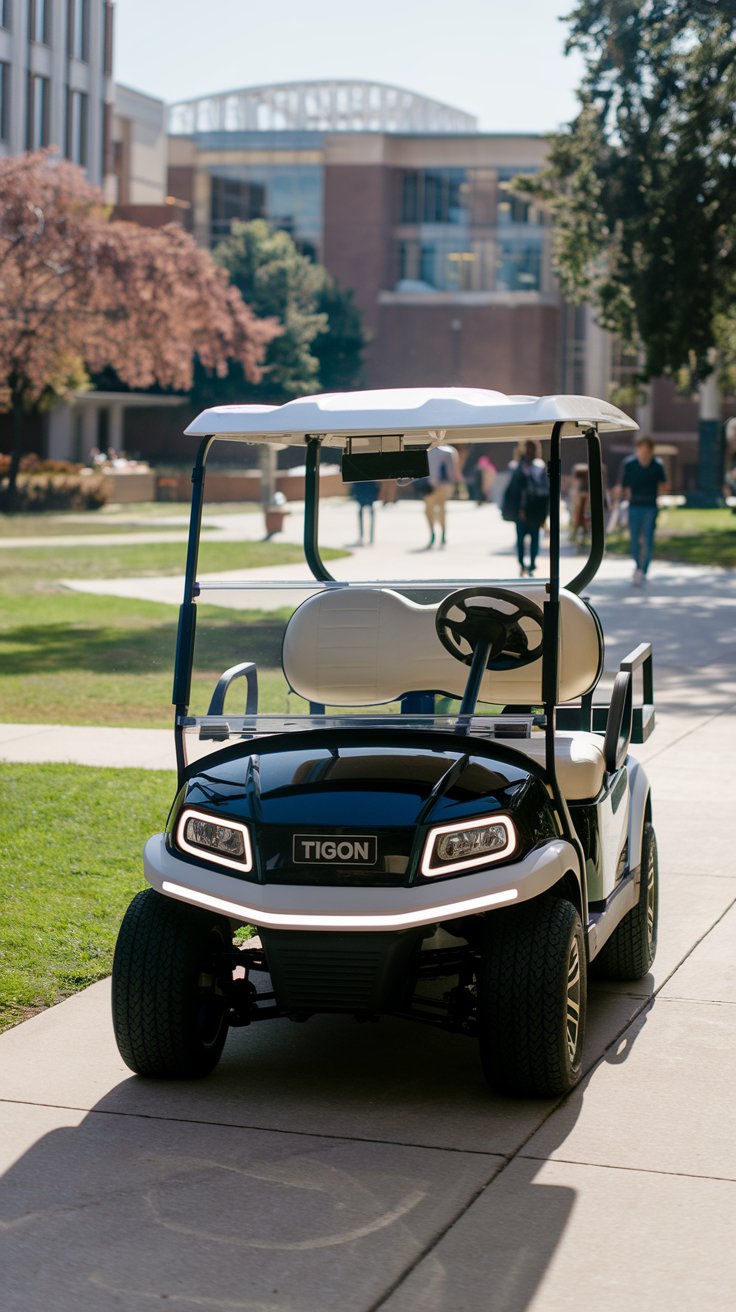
613,436 -> 668,585
351,480 -> 380,545
502,440 -> 550,576
422,443 -> 461,548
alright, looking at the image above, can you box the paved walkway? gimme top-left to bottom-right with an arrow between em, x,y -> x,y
1,496 -> 735,1309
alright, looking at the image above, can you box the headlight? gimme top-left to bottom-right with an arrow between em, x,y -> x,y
175,807 -> 253,873
420,815 -> 515,878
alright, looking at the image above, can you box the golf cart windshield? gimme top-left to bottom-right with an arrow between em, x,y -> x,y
175,388 -> 636,775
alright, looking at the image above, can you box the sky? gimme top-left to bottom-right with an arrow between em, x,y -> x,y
114,0 -> 586,134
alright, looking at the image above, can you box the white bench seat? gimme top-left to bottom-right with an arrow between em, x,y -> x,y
283,586 -> 603,708
511,731 -> 606,802
281,586 -> 607,802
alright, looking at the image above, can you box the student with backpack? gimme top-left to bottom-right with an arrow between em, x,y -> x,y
502,441 -> 550,576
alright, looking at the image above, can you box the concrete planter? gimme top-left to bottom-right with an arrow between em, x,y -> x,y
264,506 -> 289,536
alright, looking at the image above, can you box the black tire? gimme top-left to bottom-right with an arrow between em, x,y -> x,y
592,822 -> 658,981
477,896 -> 587,1098
112,888 -> 232,1078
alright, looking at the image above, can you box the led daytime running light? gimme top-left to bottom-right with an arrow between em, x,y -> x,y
161,879 -> 518,929
175,807 -> 253,873
421,815 -> 515,877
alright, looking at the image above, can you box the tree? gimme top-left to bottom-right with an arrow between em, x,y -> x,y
522,1 -> 736,500
212,219 -> 367,401
213,219 -> 327,401
312,274 -> 366,393
209,219 -> 367,507
0,151 -> 278,497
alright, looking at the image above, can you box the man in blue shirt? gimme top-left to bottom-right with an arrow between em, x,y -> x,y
614,437 -> 668,585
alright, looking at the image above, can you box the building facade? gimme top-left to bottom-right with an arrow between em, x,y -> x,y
167,82 -> 570,404
0,0 -> 113,185
112,82 -> 166,207
166,82 -> 732,490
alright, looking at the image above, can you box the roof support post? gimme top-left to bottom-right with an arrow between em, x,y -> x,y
567,427 -> 605,596
542,420 -> 588,914
173,435 -> 213,783
304,437 -> 335,583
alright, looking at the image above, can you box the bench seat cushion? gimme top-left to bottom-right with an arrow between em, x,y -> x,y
513,731 -> 606,802
282,586 -> 602,709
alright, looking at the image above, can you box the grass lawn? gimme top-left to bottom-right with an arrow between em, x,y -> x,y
608,506 -> 736,568
0,517 -> 187,537
0,763 -> 173,1032
0,591 -> 304,724
0,536 -> 320,581
0,537 -> 343,725
0,502 -> 258,535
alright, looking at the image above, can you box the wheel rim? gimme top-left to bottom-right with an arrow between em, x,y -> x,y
645,840 -> 656,951
566,937 -> 582,1066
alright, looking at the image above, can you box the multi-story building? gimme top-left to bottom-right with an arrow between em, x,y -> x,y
167,81 -> 567,403
0,0 -> 113,185
165,80 -> 732,490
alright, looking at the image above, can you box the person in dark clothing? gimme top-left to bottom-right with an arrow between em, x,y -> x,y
502,441 -> 550,576
351,480 -> 380,545
613,437 -> 668,585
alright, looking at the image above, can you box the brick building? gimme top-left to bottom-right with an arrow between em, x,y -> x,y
166,82 -> 570,405
164,80 -> 736,491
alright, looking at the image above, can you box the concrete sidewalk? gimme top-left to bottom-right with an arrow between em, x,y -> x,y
1,500 -> 735,1309
1,690 -> 734,1310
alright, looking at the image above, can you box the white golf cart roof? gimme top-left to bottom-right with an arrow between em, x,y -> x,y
185,387 -> 637,448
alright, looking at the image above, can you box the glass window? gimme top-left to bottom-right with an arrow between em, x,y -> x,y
392,165 -> 548,293
103,1 -> 113,75
497,167 -> 538,224
496,235 -> 543,291
446,249 -> 476,292
0,62 -> 9,141
27,73 -> 50,149
29,0 -> 50,43
398,168 -> 470,226
0,1 -> 11,32
396,238 -> 479,291
447,169 -> 467,225
401,172 -> 419,223
419,243 -> 436,286
68,0 -> 89,61
66,89 -> 88,165
211,176 -> 266,239
209,165 -> 323,254
422,171 -> 443,223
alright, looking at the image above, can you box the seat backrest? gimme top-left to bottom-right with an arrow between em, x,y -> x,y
282,585 -> 602,708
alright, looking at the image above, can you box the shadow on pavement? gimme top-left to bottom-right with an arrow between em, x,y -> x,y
587,565 -> 736,698
0,988 -> 653,1312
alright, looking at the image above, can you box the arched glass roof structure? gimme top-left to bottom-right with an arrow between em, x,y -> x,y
167,80 -> 478,135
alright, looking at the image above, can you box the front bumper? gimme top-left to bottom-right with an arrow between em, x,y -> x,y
144,833 -> 579,932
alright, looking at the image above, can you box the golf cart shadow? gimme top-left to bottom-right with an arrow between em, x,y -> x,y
0,989 -> 652,1312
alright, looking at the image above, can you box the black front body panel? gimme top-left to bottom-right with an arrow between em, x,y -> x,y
171,729 -> 557,1018
171,729 -> 556,888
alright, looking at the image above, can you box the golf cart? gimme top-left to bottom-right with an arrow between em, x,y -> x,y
112,388 -> 658,1098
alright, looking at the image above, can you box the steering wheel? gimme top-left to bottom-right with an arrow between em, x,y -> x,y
435,587 -> 544,672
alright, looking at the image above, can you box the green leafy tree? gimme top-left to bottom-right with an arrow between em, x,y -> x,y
203,221 -> 367,505
211,219 -> 366,401
521,0 -> 736,497
213,220 -> 327,400
312,274 -> 366,393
